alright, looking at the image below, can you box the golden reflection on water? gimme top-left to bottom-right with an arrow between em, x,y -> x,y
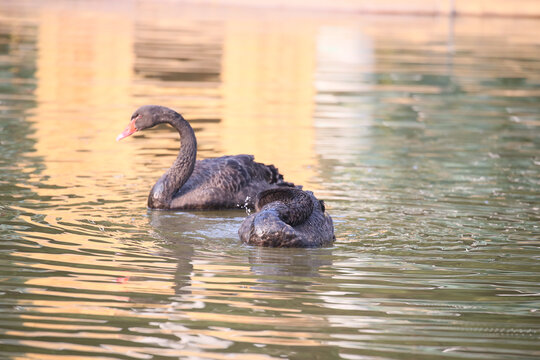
12,341 -> 283,360
2,2 -> 540,358
23,2 -> 540,200
33,6 -> 134,193
221,18 -> 317,181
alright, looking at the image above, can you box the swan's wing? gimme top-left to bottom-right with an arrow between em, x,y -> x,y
194,155 -> 271,191
170,185 -> 239,210
171,155 -> 294,209
171,156 -> 257,208
223,154 -> 289,184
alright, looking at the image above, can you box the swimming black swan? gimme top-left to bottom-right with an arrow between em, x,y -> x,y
117,105 -> 296,210
238,188 -> 335,247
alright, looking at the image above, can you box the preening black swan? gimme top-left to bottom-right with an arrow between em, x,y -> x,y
117,105 -> 296,210
238,188 -> 335,247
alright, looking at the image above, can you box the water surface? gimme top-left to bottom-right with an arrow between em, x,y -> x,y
0,1 -> 539,359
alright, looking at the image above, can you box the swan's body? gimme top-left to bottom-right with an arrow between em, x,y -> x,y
150,154 -> 289,210
239,188 -> 335,247
117,105 -> 295,210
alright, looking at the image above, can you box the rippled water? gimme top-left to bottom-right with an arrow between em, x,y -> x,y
1,1 -> 540,359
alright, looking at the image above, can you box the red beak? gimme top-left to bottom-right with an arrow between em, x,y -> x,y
116,119 -> 138,141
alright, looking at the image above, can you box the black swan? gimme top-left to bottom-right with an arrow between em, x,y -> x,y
117,105 -> 296,210
238,188 -> 335,247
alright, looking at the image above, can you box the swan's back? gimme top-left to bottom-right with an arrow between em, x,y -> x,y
169,155 -> 295,210
239,188 -> 335,247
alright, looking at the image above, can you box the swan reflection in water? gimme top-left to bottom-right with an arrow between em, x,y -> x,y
146,210 -> 333,296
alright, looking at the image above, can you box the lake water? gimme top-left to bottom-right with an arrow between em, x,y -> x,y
1,1 -> 539,359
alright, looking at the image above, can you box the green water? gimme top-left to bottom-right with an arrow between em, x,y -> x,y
0,1 -> 539,359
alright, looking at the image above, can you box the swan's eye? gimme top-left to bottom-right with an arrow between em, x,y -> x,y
132,113 -> 139,120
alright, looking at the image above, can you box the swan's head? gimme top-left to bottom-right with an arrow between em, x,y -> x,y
116,105 -> 179,141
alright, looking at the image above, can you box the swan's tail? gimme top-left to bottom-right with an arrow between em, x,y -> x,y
234,155 -> 299,188
265,164 -> 300,189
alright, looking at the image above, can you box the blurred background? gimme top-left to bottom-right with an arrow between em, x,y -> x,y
2,0 -> 539,190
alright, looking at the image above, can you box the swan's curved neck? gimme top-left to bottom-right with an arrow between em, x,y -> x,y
148,113 -> 197,208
